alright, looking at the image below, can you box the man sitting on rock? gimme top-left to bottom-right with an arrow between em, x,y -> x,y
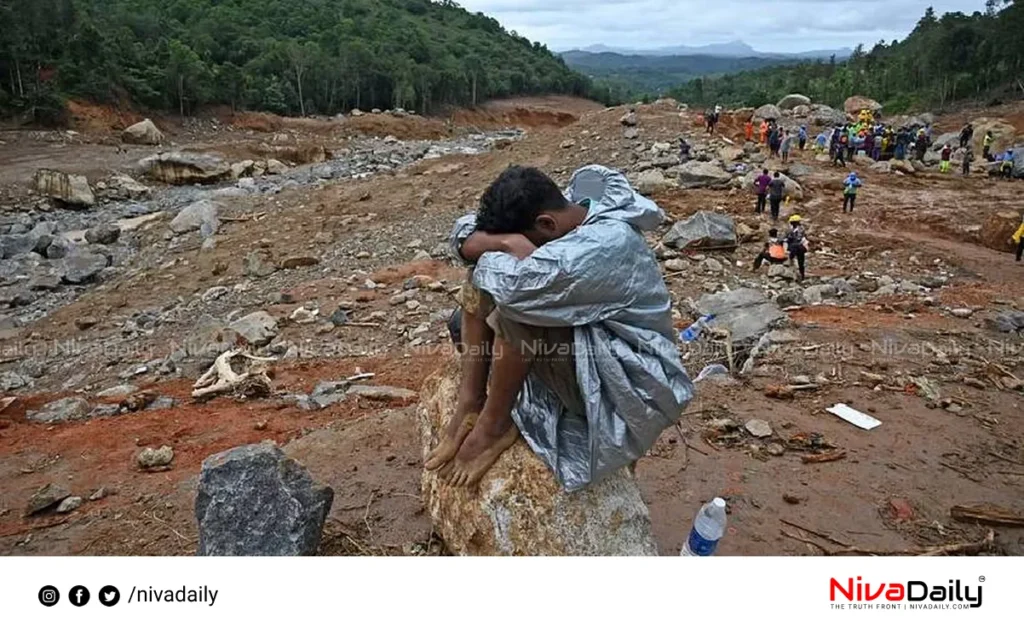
427,165 -> 693,490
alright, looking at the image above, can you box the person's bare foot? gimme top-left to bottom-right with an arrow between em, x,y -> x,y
446,414 -> 520,488
424,398 -> 483,471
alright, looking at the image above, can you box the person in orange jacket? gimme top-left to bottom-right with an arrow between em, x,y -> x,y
744,118 -> 754,142
759,120 -> 769,145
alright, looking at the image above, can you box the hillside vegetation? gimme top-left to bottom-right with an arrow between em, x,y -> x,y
667,2 -> 1024,112
0,0 -> 594,124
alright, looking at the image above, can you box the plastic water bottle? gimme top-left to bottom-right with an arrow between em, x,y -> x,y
679,314 -> 715,343
680,497 -> 727,556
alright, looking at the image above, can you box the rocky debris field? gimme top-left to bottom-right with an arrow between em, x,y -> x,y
0,96 -> 1023,556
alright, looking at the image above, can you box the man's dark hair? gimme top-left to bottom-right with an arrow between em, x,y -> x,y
477,166 -> 568,233
762,168 -> 769,175
774,171 -> 781,177
768,228 -> 778,237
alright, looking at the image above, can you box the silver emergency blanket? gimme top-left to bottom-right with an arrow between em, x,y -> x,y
450,164 -> 694,491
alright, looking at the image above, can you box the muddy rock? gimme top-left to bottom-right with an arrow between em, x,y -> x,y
695,288 -> 788,348
85,224 -> 121,245
348,385 -> 417,401
229,311 -> 279,346
56,496 -> 83,514
139,152 -> 231,185
170,200 -> 222,236
419,362 -> 658,555
34,168 -> 95,207
122,118 -> 165,145
28,397 -> 91,423
870,161 -> 892,173
624,127 -> 639,140
673,161 -> 733,189
280,255 -> 320,269
634,169 -> 669,195
745,419 -> 773,438
109,174 -> 151,199
754,104 -> 782,121
844,96 -> 882,115
802,284 -> 837,305
768,264 -> 795,280
138,445 -> 174,469
620,111 -> 638,127
24,483 -> 72,516
196,442 -> 334,556
663,211 -> 737,250
890,159 -> 916,174
60,247 -> 109,284
243,250 -> 279,278
980,210 -> 1022,253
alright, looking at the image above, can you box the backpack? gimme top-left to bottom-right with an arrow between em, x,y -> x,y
768,242 -> 786,259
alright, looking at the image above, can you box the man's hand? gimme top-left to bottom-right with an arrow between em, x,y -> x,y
460,231 -> 536,262
500,234 -> 537,260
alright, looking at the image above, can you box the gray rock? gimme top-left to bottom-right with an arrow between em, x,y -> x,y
634,169 -> 668,195
1,371 -> 32,391
786,164 -> 815,179
851,276 -> 879,293
148,396 -> 176,411
951,308 -> 974,319
775,288 -> 804,308
89,404 -> 122,418
310,381 -> 348,408
4,289 -> 35,307
745,419 -> 773,438
329,307 -> 350,326
34,169 -> 95,207
930,132 -> 960,152
202,286 -> 230,302
620,111 -> 638,126
30,274 -> 62,291
28,397 -> 91,423
229,311 -> 279,346
96,384 -> 137,398
138,445 -> 174,469
672,161 -> 733,189
348,385 -> 417,401
986,311 -> 1024,333
45,236 -> 71,259
195,442 -> 334,556
754,104 -> 783,121
802,284 -> 837,305
243,250 -> 279,278
56,496 -> 83,514
89,487 -> 110,501
1,233 -> 39,259
664,258 -> 687,273
777,94 -> 811,109
170,200 -> 222,236
810,104 -> 847,127
701,258 -> 724,273
768,264 -> 795,281
695,288 -> 788,348
663,211 -> 737,250
24,483 -> 71,516
60,247 -> 109,284
830,278 -> 858,298
85,224 -> 121,245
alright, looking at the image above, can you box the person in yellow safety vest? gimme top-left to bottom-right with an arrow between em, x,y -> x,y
1013,217 -> 1024,262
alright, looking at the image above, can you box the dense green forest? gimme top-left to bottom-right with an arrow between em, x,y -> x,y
667,1 -> 1024,112
560,51 -> 802,99
0,0 -> 599,124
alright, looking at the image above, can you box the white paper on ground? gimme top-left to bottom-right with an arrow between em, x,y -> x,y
826,403 -> 882,430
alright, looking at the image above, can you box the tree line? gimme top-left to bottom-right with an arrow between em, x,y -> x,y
667,1 -> 1024,112
0,0 -> 600,124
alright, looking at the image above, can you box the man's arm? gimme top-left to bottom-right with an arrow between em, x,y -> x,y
460,232 -> 536,262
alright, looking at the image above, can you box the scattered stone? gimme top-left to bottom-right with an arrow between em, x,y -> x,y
744,419 -> 773,438
34,169 -> 95,207
74,316 -> 99,330
768,264 -> 795,281
951,308 -> 974,319
754,103 -> 782,121
27,397 -> 91,423
624,127 -> 639,140
89,404 -> 122,418
348,385 -> 417,402
412,249 -> 432,261
265,159 -> 287,175
560,139 -> 575,149
229,311 -> 279,346
202,286 -> 230,302
243,250 -> 279,278
985,310 -> 1024,334
24,483 -> 71,516
701,258 -> 724,273
195,442 -> 334,556
620,111 -> 638,126
97,384 -> 137,398
888,498 -> 915,522
329,307 -> 350,326
60,247 -> 109,284
673,161 -> 733,189
663,258 -> 687,273
122,118 -> 165,145
137,445 -> 174,469
777,94 -> 811,109
88,487 -> 109,502
695,288 -> 788,349
290,307 -> 319,324
170,200 -> 222,236
56,496 -> 83,514
84,224 -> 121,245
783,493 -> 802,504
663,211 -> 736,250
1,371 -> 32,391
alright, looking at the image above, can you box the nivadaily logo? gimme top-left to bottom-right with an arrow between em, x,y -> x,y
830,576 -> 984,610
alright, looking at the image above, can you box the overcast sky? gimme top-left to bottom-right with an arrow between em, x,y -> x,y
456,0 -> 987,53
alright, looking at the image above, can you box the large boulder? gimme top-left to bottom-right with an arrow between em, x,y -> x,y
33,169 -> 95,207
930,132 -> 960,152
890,159 -> 916,174
662,211 -> 737,250
695,288 -> 788,348
229,311 -> 279,346
672,161 -> 733,189
972,117 -> 1017,156
196,442 -> 334,556
85,224 -> 121,245
777,94 -> 811,110
634,170 -> 669,196
980,210 -> 1023,253
419,361 -> 658,556
754,104 -> 782,121
1,233 -> 39,259
27,397 -> 91,423
810,104 -> 848,127
60,247 -> 109,284
122,118 -> 165,145
170,200 -> 222,237
843,96 -> 882,115
139,152 -> 231,185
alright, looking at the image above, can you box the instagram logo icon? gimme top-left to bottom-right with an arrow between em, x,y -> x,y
38,586 -> 60,607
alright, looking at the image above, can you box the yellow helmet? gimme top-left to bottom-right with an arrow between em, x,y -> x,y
788,214 -> 802,223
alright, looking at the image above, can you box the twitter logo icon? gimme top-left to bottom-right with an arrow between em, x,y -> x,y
99,586 -> 120,607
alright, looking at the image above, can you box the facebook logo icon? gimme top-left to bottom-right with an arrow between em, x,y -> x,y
69,586 -> 90,607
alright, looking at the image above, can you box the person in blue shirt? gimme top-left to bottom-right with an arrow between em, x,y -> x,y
815,131 -> 828,154
798,125 -> 808,151
1001,149 -> 1015,179
843,172 -> 863,213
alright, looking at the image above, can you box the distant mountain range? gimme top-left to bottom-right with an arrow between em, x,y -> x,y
568,40 -> 852,60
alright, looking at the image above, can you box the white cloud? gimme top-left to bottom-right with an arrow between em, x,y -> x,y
455,0 -> 986,52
